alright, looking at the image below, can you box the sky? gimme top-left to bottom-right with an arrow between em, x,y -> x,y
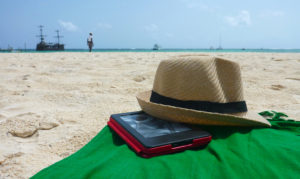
0,0 -> 299,49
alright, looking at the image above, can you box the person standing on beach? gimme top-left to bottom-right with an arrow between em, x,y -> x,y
87,33 -> 94,52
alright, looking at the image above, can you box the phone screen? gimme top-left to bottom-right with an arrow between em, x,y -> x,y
120,113 -> 191,138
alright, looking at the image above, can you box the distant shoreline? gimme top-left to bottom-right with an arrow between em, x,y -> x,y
2,48 -> 300,53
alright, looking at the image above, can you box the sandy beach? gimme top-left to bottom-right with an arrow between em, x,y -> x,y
0,52 -> 299,178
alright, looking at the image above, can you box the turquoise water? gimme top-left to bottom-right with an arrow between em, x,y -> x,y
2,48 -> 300,53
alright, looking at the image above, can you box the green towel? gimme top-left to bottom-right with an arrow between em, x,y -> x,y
32,112 -> 300,179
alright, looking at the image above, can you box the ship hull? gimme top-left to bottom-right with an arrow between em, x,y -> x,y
36,43 -> 64,51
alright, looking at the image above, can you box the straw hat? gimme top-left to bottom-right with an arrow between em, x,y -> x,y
136,56 -> 271,127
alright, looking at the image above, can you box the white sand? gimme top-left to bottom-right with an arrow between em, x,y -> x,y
0,52 -> 299,178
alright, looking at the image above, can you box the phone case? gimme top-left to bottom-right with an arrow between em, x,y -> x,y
108,115 -> 211,158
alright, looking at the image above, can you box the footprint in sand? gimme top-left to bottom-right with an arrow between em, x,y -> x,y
273,59 -> 284,61
133,75 -> 146,82
270,84 -> 285,91
22,74 -> 30,80
6,112 -> 40,138
0,152 -> 24,165
5,112 -> 59,138
38,121 -> 59,130
285,77 -> 300,82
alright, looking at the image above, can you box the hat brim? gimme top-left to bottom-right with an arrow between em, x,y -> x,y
137,91 -> 271,127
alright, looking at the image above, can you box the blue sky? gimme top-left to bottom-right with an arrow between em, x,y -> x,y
0,0 -> 299,49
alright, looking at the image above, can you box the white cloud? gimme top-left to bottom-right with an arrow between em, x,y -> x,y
224,10 -> 251,27
144,24 -> 159,32
97,23 -> 112,29
58,20 -> 78,31
260,10 -> 285,18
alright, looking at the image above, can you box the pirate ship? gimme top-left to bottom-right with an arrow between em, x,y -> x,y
36,25 -> 64,51
152,44 -> 160,50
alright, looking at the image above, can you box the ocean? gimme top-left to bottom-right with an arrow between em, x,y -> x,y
2,48 -> 300,53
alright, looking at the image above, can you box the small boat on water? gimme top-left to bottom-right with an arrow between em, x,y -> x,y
216,34 -> 223,50
0,47 -> 13,52
216,46 -> 223,50
153,44 -> 160,50
36,25 -> 64,51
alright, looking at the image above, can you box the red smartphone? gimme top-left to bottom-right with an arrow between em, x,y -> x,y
108,111 -> 211,158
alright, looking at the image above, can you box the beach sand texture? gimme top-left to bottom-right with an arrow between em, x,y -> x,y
0,52 -> 299,178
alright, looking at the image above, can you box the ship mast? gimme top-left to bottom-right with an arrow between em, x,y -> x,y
54,30 -> 63,45
217,33 -> 223,50
36,25 -> 46,42
218,34 -> 222,49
